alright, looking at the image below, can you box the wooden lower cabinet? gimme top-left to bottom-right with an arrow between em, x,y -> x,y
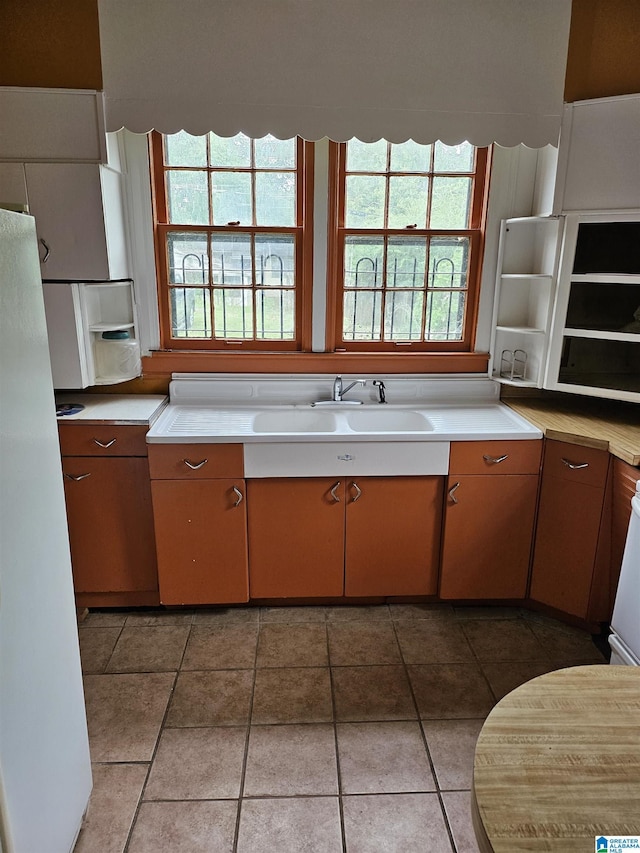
529,440 -> 611,620
151,479 -> 249,605
439,440 -> 542,600
439,474 -> 539,599
62,456 -> 158,600
345,476 -> 442,597
247,478 -> 345,599
247,476 -> 442,599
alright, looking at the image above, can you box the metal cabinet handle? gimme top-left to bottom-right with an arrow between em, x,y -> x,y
351,481 -> 362,503
93,438 -> 116,448
64,472 -> 91,481
561,457 -> 589,470
184,458 -> 208,470
483,454 -> 508,464
448,481 -> 460,504
329,481 -> 341,502
232,485 -> 243,507
39,238 -> 50,263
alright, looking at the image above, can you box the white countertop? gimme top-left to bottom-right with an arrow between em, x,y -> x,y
146,402 -> 542,443
55,394 -> 167,426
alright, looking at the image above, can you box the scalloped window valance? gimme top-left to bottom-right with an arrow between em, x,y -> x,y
98,0 -> 572,147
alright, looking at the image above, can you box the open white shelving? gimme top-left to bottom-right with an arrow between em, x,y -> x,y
490,216 -> 563,388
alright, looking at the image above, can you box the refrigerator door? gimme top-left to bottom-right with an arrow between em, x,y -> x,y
610,491 -> 640,662
0,209 -> 92,852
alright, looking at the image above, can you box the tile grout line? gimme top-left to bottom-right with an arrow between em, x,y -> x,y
390,617 -> 460,853
121,618 -> 193,853
327,619 -> 349,853
232,614 -> 262,853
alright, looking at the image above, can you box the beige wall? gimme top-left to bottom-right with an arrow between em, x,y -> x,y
0,1 -> 638,100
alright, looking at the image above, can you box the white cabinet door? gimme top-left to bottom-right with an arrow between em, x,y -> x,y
0,163 -> 28,209
24,163 -> 129,281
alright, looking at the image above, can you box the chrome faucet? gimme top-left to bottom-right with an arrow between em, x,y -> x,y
333,375 -> 366,402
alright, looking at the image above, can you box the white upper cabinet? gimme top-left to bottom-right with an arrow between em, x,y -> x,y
554,95 -> 640,213
0,88 -> 107,163
24,162 -> 129,281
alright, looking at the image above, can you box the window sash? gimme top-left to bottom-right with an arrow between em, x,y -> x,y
327,143 -> 489,352
150,133 -> 313,350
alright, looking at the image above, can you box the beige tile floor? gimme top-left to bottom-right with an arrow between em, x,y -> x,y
74,603 -> 607,853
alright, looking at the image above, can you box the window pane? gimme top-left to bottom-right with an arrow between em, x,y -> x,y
429,237 -> 469,288
386,237 -> 427,288
255,289 -> 295,339
384,290 -> 424,340
434,141 -> 474,173
209,133 -> 251,168
429,177 -> 471,229
211,172 -> 252,225
346,139 -> 387,172
390,141 -> 431,172
170,287 -> 211,338
211,234 -> 253,286
425,290 -> 465,340
388,176 -> 429,229
165,132 -> 207,167
344,237 -> 384,289
213,288 -> 254,338
255,172 -> 296,226
343,290 -> 382,341
345,175 -> 386,228
255,235 -> 295,287
167,232 -> 209,284
167,170 -> 209,225
254,136 -> 296,169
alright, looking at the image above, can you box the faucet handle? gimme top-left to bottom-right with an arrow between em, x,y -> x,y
373,379 -> 387,403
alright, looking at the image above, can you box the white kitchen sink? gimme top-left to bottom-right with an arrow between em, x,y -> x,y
252,409 -> 337,433
346,409 -> 434,432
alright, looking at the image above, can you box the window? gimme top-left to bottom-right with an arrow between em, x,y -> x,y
150,133 -> 489,359
150,132 -> 313,350
329,140 -> 489,351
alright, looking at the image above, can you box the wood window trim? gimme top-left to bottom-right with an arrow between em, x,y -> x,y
149,132 -> 314,352
326,142 -> 491,353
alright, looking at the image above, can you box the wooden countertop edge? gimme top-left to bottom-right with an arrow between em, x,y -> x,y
503,402 -> 640,467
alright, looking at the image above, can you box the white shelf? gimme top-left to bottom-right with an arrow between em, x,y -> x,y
562,328 -> 640,343
496,325 -> 545,335
89,322 -> 136,332
491,374 -> 539,388
570,273 -> 640,285
501,274 -> 553,281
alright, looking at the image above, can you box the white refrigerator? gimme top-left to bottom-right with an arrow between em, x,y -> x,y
0,208 -> 92,852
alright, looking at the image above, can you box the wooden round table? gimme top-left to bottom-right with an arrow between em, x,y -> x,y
473,665 -> 640,852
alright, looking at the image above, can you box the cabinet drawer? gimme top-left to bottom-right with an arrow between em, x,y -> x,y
59,424 -> 148,456
148,443 -> 244,479
542,440 -> 609,488
449,440 -> 542,475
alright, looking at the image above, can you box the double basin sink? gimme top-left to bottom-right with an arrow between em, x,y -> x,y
252,407 -> 434,434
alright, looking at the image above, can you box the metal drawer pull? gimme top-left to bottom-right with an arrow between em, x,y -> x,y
449,481 -> 461,504
483,454 -> 508,464
64,472 -> 91,481
93,438 -> 116,448
561,458 -> 589,470
329,481 -> 341,502
184,458 -> 208,470
39,238 -> 50,263
351,481 -> 362,503
232,486 -> 243,507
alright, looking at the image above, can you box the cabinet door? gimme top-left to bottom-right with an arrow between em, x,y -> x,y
24,163 -> 128,281
345,477 -> 442,597
62,457 -> 158,594
247,478 -> 345,599
151,479 -> 249,605
440,475 -> 538,599
530,443 -> 609,619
